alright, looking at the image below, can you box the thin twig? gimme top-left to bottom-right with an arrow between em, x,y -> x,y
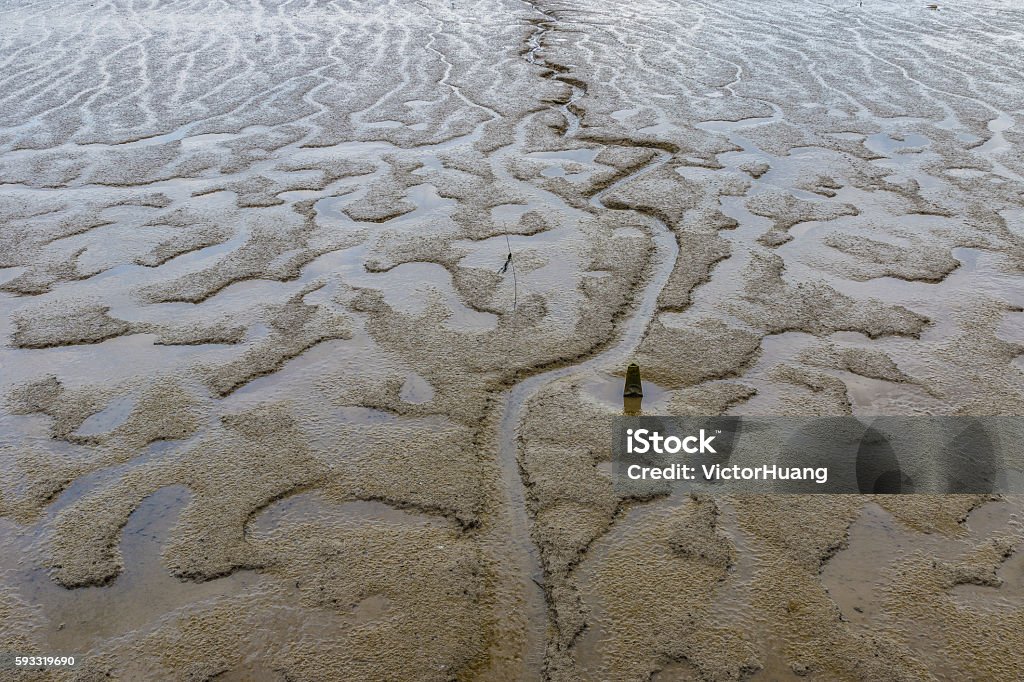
505,233 -> 518,316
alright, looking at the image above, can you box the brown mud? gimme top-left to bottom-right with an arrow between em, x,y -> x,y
1,0 -> 1023,679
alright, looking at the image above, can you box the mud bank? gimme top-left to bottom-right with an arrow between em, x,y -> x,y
1,0 -> 1023,679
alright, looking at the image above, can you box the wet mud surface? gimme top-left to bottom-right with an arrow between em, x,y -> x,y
1,0 -> 1023,679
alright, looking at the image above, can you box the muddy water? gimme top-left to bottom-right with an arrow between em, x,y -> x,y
6,3 -> 656,677
2,0 -> 1024,678
489,7 -> 685,671
822,498 -> 1024,681
0,486 -> 264,656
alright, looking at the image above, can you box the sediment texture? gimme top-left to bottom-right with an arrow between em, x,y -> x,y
1,0 -> 1022,680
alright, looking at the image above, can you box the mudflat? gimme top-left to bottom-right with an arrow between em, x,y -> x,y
1,0 -> 1022,679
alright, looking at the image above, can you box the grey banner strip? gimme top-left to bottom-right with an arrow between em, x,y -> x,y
613,417 -> 1024,494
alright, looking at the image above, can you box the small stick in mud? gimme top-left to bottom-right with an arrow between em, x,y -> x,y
498,239 -> 518,315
